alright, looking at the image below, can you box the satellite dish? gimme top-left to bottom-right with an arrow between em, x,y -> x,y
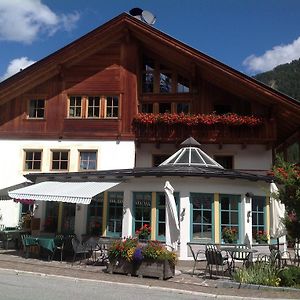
141,10 -> 156,25
129,8 -> 156,26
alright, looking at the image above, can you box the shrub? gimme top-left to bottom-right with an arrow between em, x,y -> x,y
278,266 -> 300,287
233,261 -> 281,287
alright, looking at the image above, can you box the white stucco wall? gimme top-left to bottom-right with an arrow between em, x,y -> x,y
135,143 -> 272,173
107,176 -> 269,260
0,139 -> 135,227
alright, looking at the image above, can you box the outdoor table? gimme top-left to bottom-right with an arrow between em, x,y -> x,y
221,246 -> 257,274
23,236 -> 56,259
0,229 -> 28,249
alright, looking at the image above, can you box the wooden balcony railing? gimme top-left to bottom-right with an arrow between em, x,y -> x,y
133,119 -> 276,144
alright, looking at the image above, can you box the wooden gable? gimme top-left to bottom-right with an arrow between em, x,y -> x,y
0,13 -> 299,145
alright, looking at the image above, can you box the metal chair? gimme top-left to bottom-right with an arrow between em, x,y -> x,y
71,237 -> 90,264
51,235 -> 65,262
294,239 -> 300,266
187,243 -> 205,276
205,244 -> 229,278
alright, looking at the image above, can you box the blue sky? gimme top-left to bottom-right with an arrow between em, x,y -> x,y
1,0 -> 300,81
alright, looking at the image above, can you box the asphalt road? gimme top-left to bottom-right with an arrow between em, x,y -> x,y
0,268 -> 219,300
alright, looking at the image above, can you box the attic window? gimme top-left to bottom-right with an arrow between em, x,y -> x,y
28,99 -> 45,118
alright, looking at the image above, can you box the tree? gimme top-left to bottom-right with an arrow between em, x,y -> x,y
272,156 -> 300,240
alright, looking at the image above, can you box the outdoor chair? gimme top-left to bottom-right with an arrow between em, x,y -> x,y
232,245 -> 251,268
293,239 -> 300,266
71,237 -> 90,264
51,235 -> 65,262
268,245 -> 292,268
187,243 -> 205,276
204,244 -> 229,278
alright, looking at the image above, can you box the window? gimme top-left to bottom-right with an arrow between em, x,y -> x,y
133,192 -> 152,233
141,103 -> 153,113
141,55 -> 191,94
29,99 -> 45,118
252,196 -> 265,241
156,192 -> 179,241
287,142 -> 300,164
177,75 -> 190,93
68,95 -> 119,119
61,203 -> 76,234
69,96 -> 82,117
87,96 -> 100,118
191,193 -> 213,240
24,150 -> 42,171
214,155 -> 233,169
87,194 -> 103,235
160,68 -> 172,93
79,151 -> 97,170
107,192 -> 123,237
106,96 -> 119,118
44,202 -> 59,233
142,56 -> 155,93
220,194 -> 240,242
159,102 -> 171,113
51,150 -> 69,170
176,103 -> 190,114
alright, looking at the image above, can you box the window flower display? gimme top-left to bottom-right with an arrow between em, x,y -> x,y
222,227 -> 238,243
132,113 -> 263,127
135,224 -> 151,240
254,230 -> 269,244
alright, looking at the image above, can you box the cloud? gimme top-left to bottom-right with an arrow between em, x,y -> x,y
0,0 -> 80,43
243,37 -> 300,74
1,57 -> 36,81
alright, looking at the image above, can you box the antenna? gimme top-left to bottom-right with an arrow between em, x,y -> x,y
129,8 -> 156,25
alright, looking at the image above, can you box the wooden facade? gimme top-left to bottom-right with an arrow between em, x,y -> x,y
0,13 -> 299,148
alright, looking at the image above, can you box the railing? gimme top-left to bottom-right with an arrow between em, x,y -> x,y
133,119 -> 276,144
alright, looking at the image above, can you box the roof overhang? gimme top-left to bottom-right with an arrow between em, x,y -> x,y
8,181 -> 121,204
0,181 -> 32,200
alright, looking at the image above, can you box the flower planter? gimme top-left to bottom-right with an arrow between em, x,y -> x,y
136,259 -> 175,280
107,258 -> 136,276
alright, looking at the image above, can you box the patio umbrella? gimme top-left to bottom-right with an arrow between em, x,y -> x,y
164,181 -> 180,251
270,182 -> 286,247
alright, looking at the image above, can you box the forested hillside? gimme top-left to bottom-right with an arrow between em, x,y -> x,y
253,59 -> 300,102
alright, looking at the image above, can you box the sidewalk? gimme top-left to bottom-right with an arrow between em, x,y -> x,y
0,250 -> 299,299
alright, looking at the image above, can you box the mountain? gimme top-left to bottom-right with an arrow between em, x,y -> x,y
253,58 -> 300,102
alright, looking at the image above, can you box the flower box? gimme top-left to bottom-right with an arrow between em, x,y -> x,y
107,258 -> 136,276
136,259 -> 175,280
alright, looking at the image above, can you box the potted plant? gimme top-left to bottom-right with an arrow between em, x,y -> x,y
222,227 -> 238,243
254,230 -> 269,244
107,238 -> 138,275
107,238 -> 177,279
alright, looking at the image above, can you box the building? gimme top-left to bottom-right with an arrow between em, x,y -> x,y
0,11 -> 299,259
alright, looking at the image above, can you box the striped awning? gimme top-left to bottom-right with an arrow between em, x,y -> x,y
8,181 -> 121,204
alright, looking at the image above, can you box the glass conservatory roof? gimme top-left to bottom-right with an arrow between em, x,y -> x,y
159,137 -> 224,169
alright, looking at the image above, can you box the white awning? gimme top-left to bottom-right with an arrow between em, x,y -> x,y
8,181 -> 121,204
0,181 -> 32,200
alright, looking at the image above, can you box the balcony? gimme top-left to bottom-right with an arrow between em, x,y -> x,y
132,113 -> 276,145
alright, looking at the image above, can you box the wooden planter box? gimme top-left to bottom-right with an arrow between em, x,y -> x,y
107,259 -> 175,280
107,259 -> 136,276
136,259 -> 175,280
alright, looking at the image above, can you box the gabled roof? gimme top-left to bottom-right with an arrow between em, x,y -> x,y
1,12 -> 299,140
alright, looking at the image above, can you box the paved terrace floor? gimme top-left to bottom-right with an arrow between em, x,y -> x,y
0,249 -> 299,299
